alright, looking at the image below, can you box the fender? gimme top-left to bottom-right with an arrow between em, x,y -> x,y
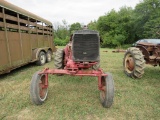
31,47 -> 51,62
137,45 -> 150,60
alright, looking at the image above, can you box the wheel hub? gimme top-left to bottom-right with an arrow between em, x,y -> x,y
126,57 -> 134,71
39,76 -> 47,99
40,55 -> 45,64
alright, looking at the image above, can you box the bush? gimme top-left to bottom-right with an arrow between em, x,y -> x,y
54,38 -> 67,46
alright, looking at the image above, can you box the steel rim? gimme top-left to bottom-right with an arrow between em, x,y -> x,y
100,76 -> 106,101
40,54 -> 46,64
125,53 -> 134,73
39,75 -> 47,100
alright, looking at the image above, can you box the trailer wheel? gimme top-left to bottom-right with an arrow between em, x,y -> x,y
100,72 -> 114,108
54,49 -> 64,69
36,51 -> 46,66
46,50 -> 52,62
123,47 -> 145,78
30,71 -> 48,105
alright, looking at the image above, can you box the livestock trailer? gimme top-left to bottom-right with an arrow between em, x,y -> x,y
0,1 -> 56,75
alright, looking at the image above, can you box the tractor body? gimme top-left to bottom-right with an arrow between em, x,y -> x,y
63,30 -> 100,71
30,29 -> 114,108
123,39 -> 160,78
136,42 -> 160,66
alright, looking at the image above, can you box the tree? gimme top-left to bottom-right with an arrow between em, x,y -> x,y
87,20 -> 97,30
97,7 -> 134,47
133,0 -> 160,39
54,20 -> 70,46
69,22 -> 82,34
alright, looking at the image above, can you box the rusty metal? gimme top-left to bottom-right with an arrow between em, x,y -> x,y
137,42 -> 160,66
0,1 -> 56,75
39,68 -> 107,91
126,56 -> 134,71
124,39 -> 160,78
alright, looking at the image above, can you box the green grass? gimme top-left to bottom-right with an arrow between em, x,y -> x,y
0,48 -> 160,120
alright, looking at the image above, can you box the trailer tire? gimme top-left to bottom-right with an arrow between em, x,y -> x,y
54,49 -> 64,69
46,50 -> 52,62
100,72 -> 114,108
123,47 -> 145,78
36,51 -> 46,66
30,71 -> 48,105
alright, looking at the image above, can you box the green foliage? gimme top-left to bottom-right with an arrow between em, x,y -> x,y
53,20 -> 71,46
113,34 -> 126,46
96,0 -> 160,47
143,17 -> 160,38
53,0 -> 160,47
134,0 -> 160,39
54,22 -> 82,46
69,22 -> 82,34
54,20 -> 69,40
97,7 -> 133,47
54,38 -> 67,46
88,20 -> 97,30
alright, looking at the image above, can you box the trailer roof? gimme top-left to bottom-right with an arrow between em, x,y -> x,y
0,1 -> 52,25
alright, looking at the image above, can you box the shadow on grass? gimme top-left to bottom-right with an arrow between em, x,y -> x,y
0,62 -> 37,81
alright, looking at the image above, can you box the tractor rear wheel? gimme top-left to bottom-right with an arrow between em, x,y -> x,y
30,71 -> 48,105
100,72 -> 114,108
54,49 -> 64,69
123,47 -> 145,78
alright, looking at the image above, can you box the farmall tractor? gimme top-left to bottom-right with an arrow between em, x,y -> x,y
123,40 -> 160,78
30,29 -> 114,108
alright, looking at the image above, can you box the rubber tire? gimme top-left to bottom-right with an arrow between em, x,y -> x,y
54,49 -> 64,69
92,61 -> 100,70
30,71 -> 48,105
123,47 -> 145,78
100,72 -> 114,108
36,51 -> 46,66
46,50 -> 52,62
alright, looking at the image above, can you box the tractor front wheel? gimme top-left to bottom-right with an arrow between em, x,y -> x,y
100,72 -> 114,108
30,71 -> 48,105
123,47 -> 145,78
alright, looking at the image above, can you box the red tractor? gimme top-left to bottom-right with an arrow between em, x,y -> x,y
30,30 -> 114,108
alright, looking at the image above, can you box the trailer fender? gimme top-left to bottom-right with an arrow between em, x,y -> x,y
32,47 -> 50,61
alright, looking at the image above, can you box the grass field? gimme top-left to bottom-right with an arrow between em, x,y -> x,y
0,48 -> 160,120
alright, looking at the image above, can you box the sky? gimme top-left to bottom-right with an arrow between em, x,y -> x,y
6,0 -> 141,27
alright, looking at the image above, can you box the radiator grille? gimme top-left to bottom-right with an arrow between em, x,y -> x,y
72,31 -> 100,62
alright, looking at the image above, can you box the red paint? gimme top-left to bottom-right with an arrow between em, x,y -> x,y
38,40 -> 107,91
